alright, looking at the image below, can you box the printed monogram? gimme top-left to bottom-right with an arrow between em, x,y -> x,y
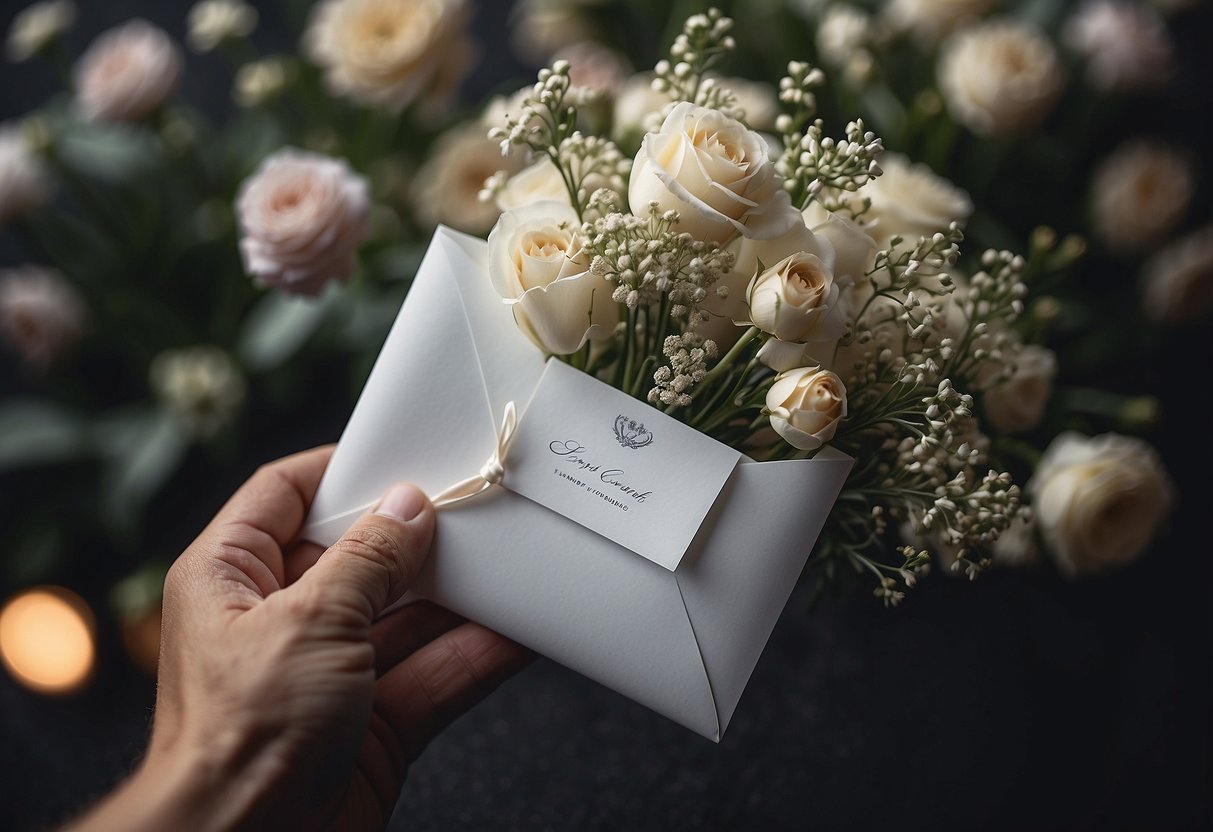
613,415 -> 654,449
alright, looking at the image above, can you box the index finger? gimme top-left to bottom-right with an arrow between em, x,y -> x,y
210,444 -> 335,550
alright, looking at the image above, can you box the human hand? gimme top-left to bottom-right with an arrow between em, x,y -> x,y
68,447 -> 531,832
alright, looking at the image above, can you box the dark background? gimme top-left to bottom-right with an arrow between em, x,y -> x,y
1,1 -> 1210,830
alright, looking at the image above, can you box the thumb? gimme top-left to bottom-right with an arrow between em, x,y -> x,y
292,483 -> 435,625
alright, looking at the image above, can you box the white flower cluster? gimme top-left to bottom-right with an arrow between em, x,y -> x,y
650,333 -> 718,407
583,206 -> 734,317
779,117 -> 883,210
651,9 -> 737,108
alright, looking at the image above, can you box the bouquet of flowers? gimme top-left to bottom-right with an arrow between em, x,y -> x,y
472,8 -> 1051,604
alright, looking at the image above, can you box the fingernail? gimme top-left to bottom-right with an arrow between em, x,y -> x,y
375,483 -> 426,522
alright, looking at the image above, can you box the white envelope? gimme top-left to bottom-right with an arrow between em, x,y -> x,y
303,227 -> 852,741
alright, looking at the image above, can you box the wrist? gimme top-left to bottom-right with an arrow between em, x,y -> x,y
65,730 -> 259,832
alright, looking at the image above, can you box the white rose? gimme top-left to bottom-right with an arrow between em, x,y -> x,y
5,0 -> 75,62
991,514 -> 1037,568
982,344 -> 1056,434
938,20 -> 1064,136
698,219 -> 834,348
766,366 -> 847,450
1142,223 -> 1213,324
1063,0 -> 1174,92
861,152 -> 973,249
716,76 -> 779,132
186,0 -> 257,53
0,122 -> 51,227
884,0 -> 1000,39
1090,140 -> 1193,254
802,202 -> 878,285
509,0 -> 597,64
1027,432 -> 1174,577
74,20 -> 182,123
611,72 -> 669,143
817,4 -> 873,67
413,125 -> 522,235
487,201 -> 618,355
236,149 -> 371,296
150,346 -> 246,438
304,0 -> 467,112
748,252 -> 848,371
0,265 -> 87,369
496,159 -> 572,212
628,102 -> 800,243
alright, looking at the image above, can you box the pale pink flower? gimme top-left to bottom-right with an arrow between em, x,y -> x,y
236,149 -> 371,296
74,20 -> 182,122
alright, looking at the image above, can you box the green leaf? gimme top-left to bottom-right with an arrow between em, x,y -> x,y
94,408 -> 189,532
237,288 -> 337,371
55,121 -> 161,184
0,400 -> 88,470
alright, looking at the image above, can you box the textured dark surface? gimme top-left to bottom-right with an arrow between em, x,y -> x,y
1,1 -> 1210,831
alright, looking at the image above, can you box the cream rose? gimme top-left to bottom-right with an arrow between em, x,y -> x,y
884,0 -> 1000,40
236,149 -> 371,296
1063,0 -> 1174,92
0,123 -> 51,227
74,20 -> 182,123
983,344 -> 1056,434
628,102 -> 800,243
1027,432 -> 1174,577
816,4 -> 874,68
0,265 -> 87,369
611,72 -> 669,143
698,219 -> 835,348
413,125 -> 522,235
766,366 -> 847,450
1091,140 -> 1193,254
496,159 -> 572,212
304,0 -> 468,112
861,153 -> 972,249
938,20 -> 1064,137
1142,223 -> 1213,324
487,201 -> 618,355
748,252 -> 848,371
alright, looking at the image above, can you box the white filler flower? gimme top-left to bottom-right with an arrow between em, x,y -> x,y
5,0 -> 75,62
187,0 -> 258,53
150,346 -> 246,438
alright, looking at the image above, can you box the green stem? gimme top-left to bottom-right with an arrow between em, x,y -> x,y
698,326 -> 760,390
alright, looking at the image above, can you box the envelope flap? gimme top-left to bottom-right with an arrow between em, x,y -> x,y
676,449 -> 854,732
305,231 -> 503,538
441,226 -> 547,419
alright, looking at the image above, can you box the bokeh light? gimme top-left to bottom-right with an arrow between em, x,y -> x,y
0,587 -> 96,695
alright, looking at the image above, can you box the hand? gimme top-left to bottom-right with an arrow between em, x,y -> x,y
67,447 -> 531,832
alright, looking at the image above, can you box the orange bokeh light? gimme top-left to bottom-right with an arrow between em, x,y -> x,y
0,587 -> 96,695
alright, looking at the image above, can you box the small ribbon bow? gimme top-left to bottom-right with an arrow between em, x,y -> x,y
430,402 -> 518,509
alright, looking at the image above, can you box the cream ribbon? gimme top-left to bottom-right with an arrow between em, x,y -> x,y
429,402 -> 519,509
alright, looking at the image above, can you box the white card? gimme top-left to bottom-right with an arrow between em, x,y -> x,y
503,359 -> 741,571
